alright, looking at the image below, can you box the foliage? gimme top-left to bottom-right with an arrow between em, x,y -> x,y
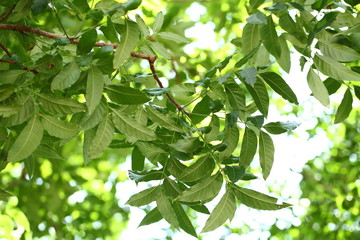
0,0 -> 359,238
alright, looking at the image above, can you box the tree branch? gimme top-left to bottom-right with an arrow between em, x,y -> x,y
0,42 -> 12,57
0,5 -> 16,22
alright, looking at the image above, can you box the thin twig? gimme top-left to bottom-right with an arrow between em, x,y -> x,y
0,42 -> 12,57
0,5 -> 16,22
0,59 -> 38,74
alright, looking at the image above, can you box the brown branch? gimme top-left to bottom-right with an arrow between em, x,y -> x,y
0,59 -> 38,74
0,59 -> 15,64
0,5 -> 16,22
0,42 -> 12,57
0,24 -> 187,114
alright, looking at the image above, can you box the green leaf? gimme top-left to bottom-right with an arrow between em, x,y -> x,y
247,115 -> 264,128
79,99 -> 107,131
112,109 -> 157,141
24,155 -> 35,179
232,185 -> 291,210
224,82 -> 246,111
0,70 -> 27,84
157,32 -> 190,43
239,127 -> 258,167
83,128 -> 96,165
334,88 -> 353,124
153,11 -> 164,33
136,142 -> 166,165
77,29 -> 97,55
163,177 -> 183,198
170,137 -> 201,153
51,60 -> 81,90
176,172 -> 223,203
0,95 -> 34,127
205,115 -> 220,143
31,0 -> 50,15
235,43 -> 261,68
263,121 -> 300,134
259,131 -> 274,180
138,208 -> 162,227
7,115 -> 43,162
0,84 -> 16,101
307,67 -> 330,106
314,54 -> 360,82
180,154 -> 215,182
260,15 -> 281,58
86,66 -> 104,115
241,23 -> 260,65
143,88 -> 170,96
128,169 -> 163,183
135,14 -> 150,37
224,165 -> 245,183
37,93 -> 86,116
260,72 -> 298,104
106,85 -> 150,105
32,145 -> 63,160
156,188 -> 179,229
239,66 -> 257,87
113,19 -> 140,69
145,105 -> 184,132
276,35 -> 291,73
190,95 -> 212,124
324,78 -> 342,95
242,76 -> 269,117
41,114 -> 78,139
202,187 -> 236,233
219,125 -> 239,160
131,146 -> 145,171
319,40 -> 360,62
88,113 -> 114,159
0,104 -> 21,117
0,189 -> 13,200
148,40 -> 171,59
313,11 -> 339,33
123,0 -> 142,11
173,202 -> 197,237
354,86 -> 360,100
126,186 -> 158,206
246,11 -> 267,24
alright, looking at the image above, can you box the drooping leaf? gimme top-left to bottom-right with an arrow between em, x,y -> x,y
260,72 -> 298,105
179,154 -> 215,182
112,108 -> 157,141
224,82 -> 246,111
126,186 -> 159,206
7,115 -> 43,162
259,131 -> 274,180
131,146 -> 145,171
88,113 -> 114,159
83,128 -> 96,165
235,43 -> 261,68
163,177 -> 183,199
86,66 -> 104,115
157,32 -> 190,43
24,155 -> 35,179
319,40 -> 360,62
247,115 -> 264,129
170,137 -> 202,153
153,11 -> 164,33
239,127 -> 258,167
136,141 -> 166,165
205,115 -> 220,143
307,67 -> 330,106
148,40 -> 171,59
190,95 -> 212,124
260,15 -> 281,58
37,93 -> 86,116
334,88 -> 353,124
32,145 -> 63,160
202,187 -> 236,233
239,66 -> 257,87
40,114 -> 78,139
113,19 -> 140,69
314,54 -> 360,82
277,35 -> 291,73
241,76 -> 269,117
224,165 -> 245,183
138,207 -> 162,227
232,184 -> 291,210
324,78 -> 342,95
156,188 -> 179,229
128,169 -> 163,183
51,60 -> 81,90
313,11 -> 339,33
241,23 -> 260,65
176,172 -> 223,203
354,86 -> 360,100
145,105 -> 184,132
263,121 -> 300,134
173,202 -> 197,237
79,99 -> 107,131
219,124 -> 239,160
106,85 -> 150,105
77,29 -> 97,55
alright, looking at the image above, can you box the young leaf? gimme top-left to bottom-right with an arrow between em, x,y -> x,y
112,109 -> 157,141
314,54 -> 360,82
173,202 -> 197,237
334,88 -> 353,124
179,154 -> 215,182
138,208 -> 162,227
153,11 -> 164,33
232,184 -> 291,210
260,15 -> 281,58
201,188 -> 236,233
263,121 -> 300,134
7,115 -> 43,162
131,146 -> 145,171
40,114 -> 78,139
157,32 -> 190,43
51,60 -> 81,90
260,72 -> 298,105
135,14 -> 150,37
126,186 -> 158,206
88,113 -> 114,159
145,105 -> 184,132
86,66 -> 104,115
77,29 -> 97,55
239,127 -> 258,167
307,67 -> 330,106
175,172 -> 223,203
224,82 -> 246,111
38,93 -> 86,116
113,19 -> 140,69
156,188 -> 179,229
106,85 -> 150,105
259,131 -> 274,180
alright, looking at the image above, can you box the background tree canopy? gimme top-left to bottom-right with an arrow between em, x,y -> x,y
0,0 -> 359,239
